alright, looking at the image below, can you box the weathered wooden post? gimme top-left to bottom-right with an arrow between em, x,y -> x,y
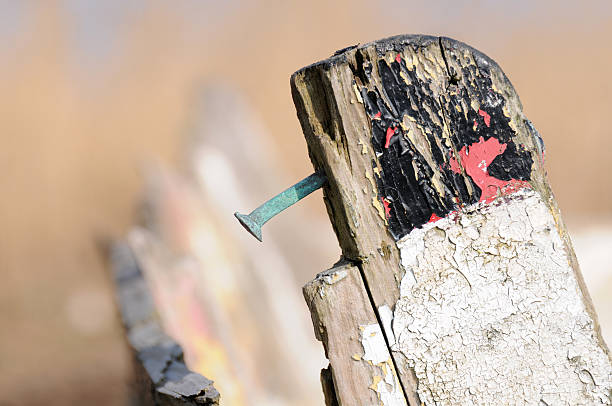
292,35 -> 612,405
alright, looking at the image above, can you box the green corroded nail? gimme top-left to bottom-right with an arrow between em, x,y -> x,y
234,172 -> 327,242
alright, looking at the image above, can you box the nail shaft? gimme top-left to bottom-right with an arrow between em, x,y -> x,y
234,172 -> 327,242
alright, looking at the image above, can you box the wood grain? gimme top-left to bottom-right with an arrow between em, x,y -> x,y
303,262 -> 406,405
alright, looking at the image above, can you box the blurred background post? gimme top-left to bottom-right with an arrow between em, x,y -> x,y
0,1 -> 610,405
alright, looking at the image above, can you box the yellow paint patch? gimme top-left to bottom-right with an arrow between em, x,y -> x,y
353,82 -> 363,104
399,70 -> 411,86
369,375 -> 382,391
365,169 -> 376,189
358,139 -> 368,155
503,104 -> 512,119
470,99 -> 480,112
372,196 -> 387,222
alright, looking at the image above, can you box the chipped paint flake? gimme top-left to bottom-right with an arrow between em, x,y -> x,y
385,127 -> 397,149
372,196 -> 387,222
360,324 -> 407,406
478,108 -> 491,127
318,269 -> 349,298
365,169 -> 377,189
393,189 -> 612,405
381,197 -> 392,219
359,139 -> 368,155
353,82 -> 363,104
322,269 -> 347,285
378,305 -> 396,347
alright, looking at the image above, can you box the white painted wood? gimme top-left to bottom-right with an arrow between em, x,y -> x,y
390,189 -> 612,405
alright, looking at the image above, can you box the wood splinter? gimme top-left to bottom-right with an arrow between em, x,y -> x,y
293,34 -> 612,405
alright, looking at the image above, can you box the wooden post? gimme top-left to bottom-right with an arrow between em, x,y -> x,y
293,35 -> 612,405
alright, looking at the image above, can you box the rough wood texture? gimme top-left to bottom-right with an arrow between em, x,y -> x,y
110,242 -> 220,406
303,262 -> 406,406
293,34 -> 612,405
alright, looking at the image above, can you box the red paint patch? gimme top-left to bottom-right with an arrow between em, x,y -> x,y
428,213 -> 443,223
395,54 -> 402,63
374,111 -> 382,119
473,119 -> 478,130
449,154 -> 462,174
478,109 -> 491,127
385,126 -> 397,148
448,136 -> 530,203
381,197 -> 391,219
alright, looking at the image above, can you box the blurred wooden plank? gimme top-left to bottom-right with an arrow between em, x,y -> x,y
292,34 -> 612,405
303,262 -> 406,405
110,242 -> 220,406
132,86 -> 328,405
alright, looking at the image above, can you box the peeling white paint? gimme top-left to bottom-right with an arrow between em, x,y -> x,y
360,323 -> 407,406
393,189 -> 612,405
379,305 -> 396,347
362,324 -> 391,364
322,269 -> 347,285
318,269 -> 348,299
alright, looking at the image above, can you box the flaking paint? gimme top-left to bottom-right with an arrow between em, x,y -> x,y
449,136 -> 530,203
392,189 -> 612,405
360,323 -> 407,406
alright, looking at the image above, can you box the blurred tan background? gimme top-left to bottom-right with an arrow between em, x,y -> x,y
1,1 -> 611,405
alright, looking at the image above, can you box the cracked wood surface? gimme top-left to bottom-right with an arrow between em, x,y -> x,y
304,262 -> 406,406
293,34 -> 612,405
110,243 -> 220,406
